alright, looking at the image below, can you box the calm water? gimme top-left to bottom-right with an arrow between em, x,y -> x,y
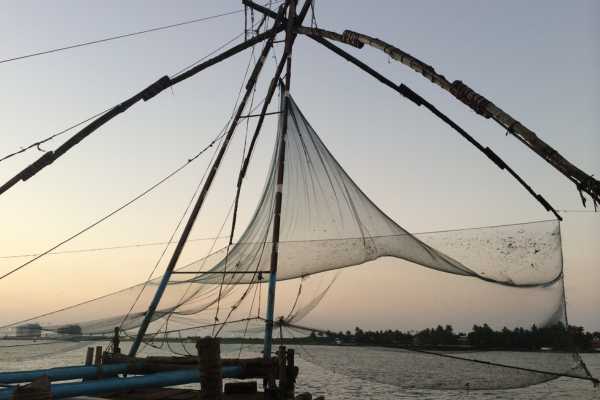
1,341 -> 598,399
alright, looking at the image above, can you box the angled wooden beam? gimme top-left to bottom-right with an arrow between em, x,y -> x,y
230,0 -> 314,243
128,4 -> 289,357
299,26 -> 600,209
0,24 -> 285,198
303,33 -> 562,220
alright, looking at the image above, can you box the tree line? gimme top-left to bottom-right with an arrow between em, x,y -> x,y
307,322 -> 600,351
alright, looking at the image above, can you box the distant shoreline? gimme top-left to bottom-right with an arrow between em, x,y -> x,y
2,336 -> 599,353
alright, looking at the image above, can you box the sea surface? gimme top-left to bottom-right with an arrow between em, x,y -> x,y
1,341 -> 598,399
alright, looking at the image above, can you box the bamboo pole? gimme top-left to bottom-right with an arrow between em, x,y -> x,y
128,5 -> 288,357
0,23 -> 285,198
303,33 -> 561,220
263,0 -> 306,365
299,27 -> 600,208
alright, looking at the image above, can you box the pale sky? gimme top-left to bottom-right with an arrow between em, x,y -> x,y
0,0 -> 598,333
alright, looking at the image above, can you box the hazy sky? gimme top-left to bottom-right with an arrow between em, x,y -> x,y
0,1 -> 598,332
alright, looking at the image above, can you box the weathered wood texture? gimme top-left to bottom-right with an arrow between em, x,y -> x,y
300,26 -> 600,207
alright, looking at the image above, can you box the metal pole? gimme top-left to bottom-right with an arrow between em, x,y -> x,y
128,6 -> 287,357
0,363 -> 132,384
0,366 -> 242,400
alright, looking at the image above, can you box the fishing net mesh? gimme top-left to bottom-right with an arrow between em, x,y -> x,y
0,93 -> 596,390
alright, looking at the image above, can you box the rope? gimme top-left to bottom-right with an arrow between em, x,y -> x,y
0,130 -> 226,282
557,209 -> 599,214
0,8 -> 250,65
0,236 -> 229,259
280,320 -> 600,386
213,42 -> 260,330
285,276 -> 305,321
237,282 -> 262,358
116,112 -> 234,338
172,2 -> 281,78
0,1 -> 279,165
117,125 -> 227,331
0,108 -> 113,164
0,217 -> 561,261
150,41 -> 264,340
147,317 -> 260,336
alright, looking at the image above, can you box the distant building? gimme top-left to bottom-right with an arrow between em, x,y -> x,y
56,324 -> 82,336
16,323 -> 42,338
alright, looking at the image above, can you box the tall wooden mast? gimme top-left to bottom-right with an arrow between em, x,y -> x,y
296,27 -> 600,209
263,0 -> 296,364
258,0 -> 312,368
245,1 -> 599,210
128,6 -> 288,357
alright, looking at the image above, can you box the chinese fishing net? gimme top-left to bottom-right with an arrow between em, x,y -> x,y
0,93 -> 596,391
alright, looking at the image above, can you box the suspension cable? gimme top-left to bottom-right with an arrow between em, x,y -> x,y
0,130 -> 226,282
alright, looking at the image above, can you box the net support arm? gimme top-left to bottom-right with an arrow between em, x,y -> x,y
0,24 -> 284,198
298,27 -> 600,209
127,5 -> 288,357
262,0 -> 315,370
303,33 -> 562,220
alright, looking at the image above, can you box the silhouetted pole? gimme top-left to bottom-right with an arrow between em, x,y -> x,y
0,23 -> 286,198
297,26 -> 600,209
128,5 -> 288,357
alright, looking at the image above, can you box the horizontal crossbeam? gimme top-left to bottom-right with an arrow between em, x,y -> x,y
240,111 -> 282,118
171,270 -> 270,275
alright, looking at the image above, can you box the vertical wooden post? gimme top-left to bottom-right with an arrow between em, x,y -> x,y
286,348 -> 296,398
83,346 -> 95,382
196,337 -> 223,400
94,346 -> 103,366
277,345 -> 287,394
263,0 -> 296,366
84,347 -> 94,366
112,327 -> 121,354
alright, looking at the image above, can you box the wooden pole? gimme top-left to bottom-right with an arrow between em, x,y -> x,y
286,348 -> 296,398
298,26 -> 600,208
277,345 -> 287,395
196,337 -> 222,400
84,347 -> 94,366
229,0 -> 313,252
303,33 -> 562,220
112,327 -> 121,354
0,23 -> 285,198
94,346 -> 103,367
262,3 -> 319,398
242,4 -> 598,207
263,0 -> 297,363
128,5 -> 288,357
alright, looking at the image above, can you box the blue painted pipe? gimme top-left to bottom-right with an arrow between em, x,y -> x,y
0,363 -> 132,384
0,365 -> 241,400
